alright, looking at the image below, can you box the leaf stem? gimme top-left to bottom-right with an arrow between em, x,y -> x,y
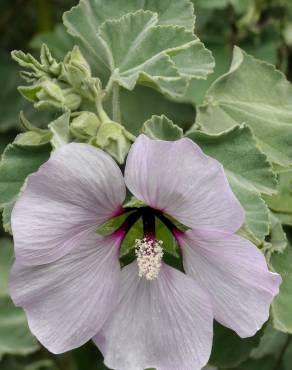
112,82 -> 122,123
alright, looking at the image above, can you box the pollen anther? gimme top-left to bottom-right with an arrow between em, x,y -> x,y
135,238 -> 164,281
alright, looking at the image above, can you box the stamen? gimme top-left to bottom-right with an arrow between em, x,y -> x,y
135,238 -> 164,281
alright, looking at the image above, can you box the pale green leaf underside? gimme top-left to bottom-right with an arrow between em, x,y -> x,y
197,47 -> 292,166
64,5 -> 214,97
142,115 -> 183,140
64,0 -> 195,35
187,125 -> 277,241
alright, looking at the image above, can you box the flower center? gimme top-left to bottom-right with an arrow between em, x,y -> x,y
135,238 -> 164,281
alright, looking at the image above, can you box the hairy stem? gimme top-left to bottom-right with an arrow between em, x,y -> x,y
112,82 -> 122,123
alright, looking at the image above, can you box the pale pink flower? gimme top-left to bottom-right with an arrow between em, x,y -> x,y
10,134 -> 281,370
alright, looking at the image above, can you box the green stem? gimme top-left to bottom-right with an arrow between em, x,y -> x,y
112,83 -> 122,123
36,0 -> 53,32
96,99 -> 110,123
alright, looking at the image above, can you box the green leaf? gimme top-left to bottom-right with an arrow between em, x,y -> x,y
197,47 -> 292,166
264,169 -> 292,215
182,42 -> 232,105
142,115 -> 183,140
234,185 -> 269,244
187,125 -> 277,241
209,322 -> 263,368
0,143 -> 50,208
262,212 -> 287,258
119,85 -> 195,135
250,321 -> 288,360
276,213 -> 292,227
0,238 -> 40,359
0,297 -> 40,360
0,238 -> 13,297
48,112 -> 71,149
270,236 -> 292,333
64,5 -> 213,98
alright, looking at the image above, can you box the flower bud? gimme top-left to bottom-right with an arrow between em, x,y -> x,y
64,46 -> 91,79
71,112 -> 101,139
18,80 -> 81,111
90,120 -> 135,164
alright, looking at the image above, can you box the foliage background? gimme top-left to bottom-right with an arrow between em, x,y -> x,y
1,0 -> 292,369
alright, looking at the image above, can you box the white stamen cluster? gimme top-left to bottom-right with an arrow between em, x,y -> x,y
135,238 -> 164,281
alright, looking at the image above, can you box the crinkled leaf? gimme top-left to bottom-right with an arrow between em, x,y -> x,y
142,115 -> 183,140
187,125 -> 277,241
234,185 -> 269,245
262,212 -> 287,258
0,143 -> 51,208
48,112 -> 71,149
209,322 -> 263,368
65,0 -> 195,31
197,47 -> 292,166
264,169 -> 292,215
64,5 -> 213,98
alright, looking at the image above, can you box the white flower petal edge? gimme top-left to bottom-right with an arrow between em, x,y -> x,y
12,143 -> 126,265
125,134 -> 244,234
9,234 -> 122,354
178,230 -> 282,337
94,262 -> 213,370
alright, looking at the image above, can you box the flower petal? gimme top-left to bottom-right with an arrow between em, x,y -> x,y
12,143 -> 126,265
9,233 -> 121,354
94,262 -> 213,370
178,230 -> 281,337
125,134 -> 244,233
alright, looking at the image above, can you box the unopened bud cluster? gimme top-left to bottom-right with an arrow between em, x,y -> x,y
135,238 -> 163,281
